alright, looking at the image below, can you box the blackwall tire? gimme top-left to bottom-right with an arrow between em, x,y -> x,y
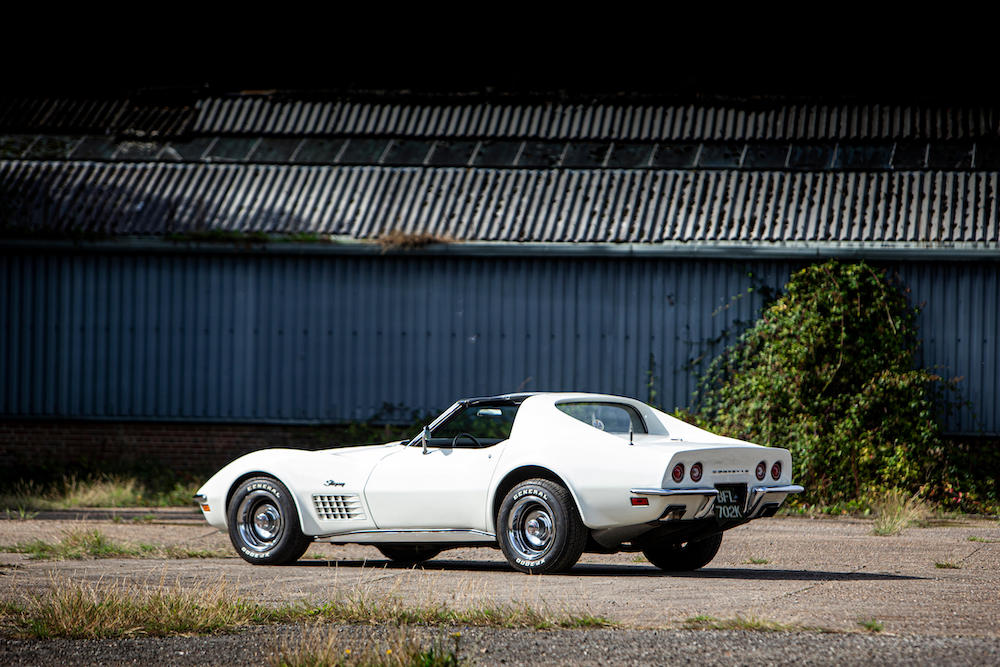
376,545 -> 442,564
497,478 -> 587,574
227,476 -> 311,565
641,532 -> 723,571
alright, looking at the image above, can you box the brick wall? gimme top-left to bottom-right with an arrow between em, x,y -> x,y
0,421 -> 403,474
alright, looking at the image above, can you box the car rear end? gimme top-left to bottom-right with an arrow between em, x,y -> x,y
630,443 -> 802,524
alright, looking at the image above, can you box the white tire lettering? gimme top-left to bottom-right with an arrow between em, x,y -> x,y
246,482 -> 281,497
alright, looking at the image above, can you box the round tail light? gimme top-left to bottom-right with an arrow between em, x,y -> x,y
771,461 -> 782,480
690,462 -> 703,483
671,463 -> 685,483
755,461 -> 767,480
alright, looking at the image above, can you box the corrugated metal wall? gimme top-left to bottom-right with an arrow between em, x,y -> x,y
2,251 -> 996,434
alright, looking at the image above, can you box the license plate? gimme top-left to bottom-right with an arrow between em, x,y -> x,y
715,484 -> 746,520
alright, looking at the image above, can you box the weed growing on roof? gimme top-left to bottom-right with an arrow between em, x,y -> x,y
375,230 -> 451,251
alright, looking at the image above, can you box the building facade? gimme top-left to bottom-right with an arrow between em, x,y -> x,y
2,94 -> 998,469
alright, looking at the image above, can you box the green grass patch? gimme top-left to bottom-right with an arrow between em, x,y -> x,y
291,596 -> 615,630
858,618 -> 884,633
2,507 -> 39,521
683,614 -> 817,632
744,557 -> 771,565
0,579 -> 615,639
968,536 -> 999,543
3,528 -> 230,561
934,561 -> 961,569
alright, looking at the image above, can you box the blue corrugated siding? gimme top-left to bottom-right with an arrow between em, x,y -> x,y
1,252 -> 996,434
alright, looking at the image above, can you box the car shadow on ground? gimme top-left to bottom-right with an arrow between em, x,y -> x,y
295,559 -> 924,581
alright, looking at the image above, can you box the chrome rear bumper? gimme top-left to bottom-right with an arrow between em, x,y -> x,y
630,484 -> 803,520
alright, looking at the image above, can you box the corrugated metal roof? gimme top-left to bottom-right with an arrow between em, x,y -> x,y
3,160 -> 998,244
5,96 -> 998,142
0,98 -> 195,137
194,97 -> 1000,140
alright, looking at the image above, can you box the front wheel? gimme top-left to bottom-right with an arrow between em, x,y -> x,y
227,476 -> 311,565
641,532 -> 723,571
497,478 -> 587,574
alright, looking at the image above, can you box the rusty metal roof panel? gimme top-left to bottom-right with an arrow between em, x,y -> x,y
2,160 -> 998,244
193,97 -> 1000,140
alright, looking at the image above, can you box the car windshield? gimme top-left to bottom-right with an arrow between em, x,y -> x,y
407,402 -> 519,448
556,401 -> 647,434
433,404 -> 517,442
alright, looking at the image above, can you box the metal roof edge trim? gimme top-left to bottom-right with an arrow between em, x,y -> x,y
2,237 -> 1000,261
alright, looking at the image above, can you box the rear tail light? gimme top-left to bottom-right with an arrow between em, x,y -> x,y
630,497 -> 649,506
690,462 -> 703,483
671,463 -> 685,483
755,461 -> 767,480
771,461 -> 782,480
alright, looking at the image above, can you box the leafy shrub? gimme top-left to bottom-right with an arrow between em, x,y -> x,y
694,260 -> 953,504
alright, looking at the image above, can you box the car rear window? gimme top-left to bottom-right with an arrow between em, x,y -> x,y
556,402 -> 647,434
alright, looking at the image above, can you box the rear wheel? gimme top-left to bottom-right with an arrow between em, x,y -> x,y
376,545 -> 442,564
227,476 -> 311,565
641,532 -> 723,571
497,478 -> 587,574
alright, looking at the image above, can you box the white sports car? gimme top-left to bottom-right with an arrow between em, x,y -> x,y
195,393 -> 802,574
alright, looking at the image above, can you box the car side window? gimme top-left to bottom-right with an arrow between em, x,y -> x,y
556,402 -> 647,434
431,405 -> 518,446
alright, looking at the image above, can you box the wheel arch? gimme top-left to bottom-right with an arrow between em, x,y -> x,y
225,470 -> 311,535
489,465 -> 588,533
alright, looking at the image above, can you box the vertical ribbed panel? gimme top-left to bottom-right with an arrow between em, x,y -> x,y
1,252 -> 995,434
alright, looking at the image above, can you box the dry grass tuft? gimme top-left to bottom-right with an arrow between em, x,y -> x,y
270,626 -> 468,667
1,577 -> 262,638
3,528 -> 230,561
0,475 -> 198,511
0,577 -> 615,640
871,489 -> 931,536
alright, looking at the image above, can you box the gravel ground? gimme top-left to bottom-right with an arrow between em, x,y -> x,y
3,625 -> 1000,666
1,512 -> 998,664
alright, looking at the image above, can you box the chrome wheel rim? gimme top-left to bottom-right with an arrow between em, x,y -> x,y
236,491 -> 284,552
506,495 -> 556,561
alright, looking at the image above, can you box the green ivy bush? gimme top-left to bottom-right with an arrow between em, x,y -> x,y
693,260 -> 955,505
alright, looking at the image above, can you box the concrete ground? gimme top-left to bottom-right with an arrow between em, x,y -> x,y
1,512 -> 998,637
